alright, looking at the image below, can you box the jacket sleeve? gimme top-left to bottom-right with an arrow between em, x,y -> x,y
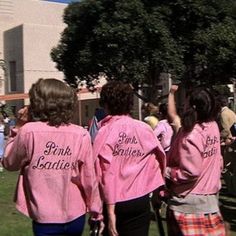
76,131 -> 103,219
2,128 -> 29,171
97,143 -> 116,204
92,126 -> 117,204
166,135 -> 203,184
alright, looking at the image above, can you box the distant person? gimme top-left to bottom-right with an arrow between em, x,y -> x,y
89,107 -> 107,143
8,115 -> 16,129
154,103 -> 174,153
166,87 -> 225,235
2,78 -> 103,236
0,115 -> 5,156
218,95 -> 236,196
93,81 -> 165,236
142,102 -> 159,129
218,96 -> 236,141
0,115 -> 5,172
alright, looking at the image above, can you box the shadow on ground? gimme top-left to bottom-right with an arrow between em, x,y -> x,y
220,183 -> 236,233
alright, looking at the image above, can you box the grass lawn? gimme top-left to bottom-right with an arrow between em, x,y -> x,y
0,171 -> 236,236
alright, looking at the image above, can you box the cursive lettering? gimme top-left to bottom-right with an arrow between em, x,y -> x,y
32,156 -> 79,170
113,144 -> 144,157
117,132 -> 138,145
44,141 -> 72,156
203,135 -> 219,158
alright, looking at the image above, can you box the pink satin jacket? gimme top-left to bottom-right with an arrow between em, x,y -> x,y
3,122 -> 102,223
93,115 -> 165,204
166,121 -> 223,196
154,119 -> 174,152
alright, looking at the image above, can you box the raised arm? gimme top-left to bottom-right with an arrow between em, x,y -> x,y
168,85 -> 181,133
168,85 -> 178,120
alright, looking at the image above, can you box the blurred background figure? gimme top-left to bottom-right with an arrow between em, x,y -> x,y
142,102 -> 159,129
218,95 -> 236,196
88,107 -> 107,143
0,115 -> 5,172
154,103 -> 174,154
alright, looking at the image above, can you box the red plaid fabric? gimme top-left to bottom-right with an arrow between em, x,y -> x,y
167,209 -> 226,236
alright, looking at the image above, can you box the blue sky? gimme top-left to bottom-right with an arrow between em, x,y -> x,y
44,0 -> 79,4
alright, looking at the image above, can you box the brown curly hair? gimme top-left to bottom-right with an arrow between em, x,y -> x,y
99,81 -> 134,115
28,78 -> 77,126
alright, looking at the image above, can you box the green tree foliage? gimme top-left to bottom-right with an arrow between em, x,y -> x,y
51,0 -> 184,101
51,0 -> 236,100
163,0 -> 236,85
213,84 -> 233,97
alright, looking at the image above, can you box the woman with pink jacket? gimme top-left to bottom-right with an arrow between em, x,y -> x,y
154,103 -> 174,153
93,81 -> 165,236
2,78 -> 103,236
166,87 -> 226,235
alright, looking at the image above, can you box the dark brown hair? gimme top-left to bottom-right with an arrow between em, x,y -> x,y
182,87 -> 219,132
28,78 -> 77,126
99,81 -> 134,115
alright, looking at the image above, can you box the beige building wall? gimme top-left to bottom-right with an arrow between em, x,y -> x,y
0,0 -> 105,124
22,23 -> 65,93
0,0 -> 65,95
0,0 -> 141,124
4,25 -> 24,92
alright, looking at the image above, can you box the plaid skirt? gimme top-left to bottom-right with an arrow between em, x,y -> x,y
167,208 -> 226,236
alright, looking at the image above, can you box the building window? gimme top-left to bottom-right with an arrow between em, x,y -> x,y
9,61 -> 17,92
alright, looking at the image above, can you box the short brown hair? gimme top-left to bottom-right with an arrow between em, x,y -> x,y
99,81 -> 133,115
28,78 -> 77,126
